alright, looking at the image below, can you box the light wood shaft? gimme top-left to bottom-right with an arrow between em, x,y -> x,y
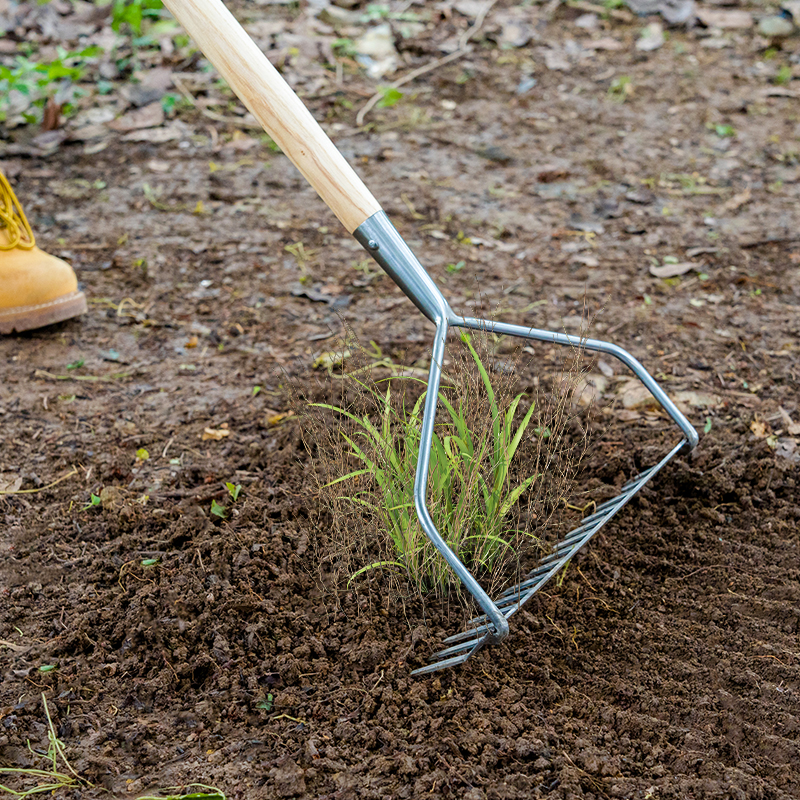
162,0 -> 381,233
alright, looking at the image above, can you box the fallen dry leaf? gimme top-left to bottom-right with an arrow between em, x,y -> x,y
266,411 -> 294,426
51,179 -> 97,200
696,8 -> 753,29
673,390 -> 723,409
621,383 -> 723,412
750,419 -> 768,438
649,261 -> 694,278
107,102 -> 164,132
574,374 -> 609,406
721,188 -> 751,213
779,407 -> 800,436
202,426 -> 231,441
620,383 -> 658,410
122,124 -> 184,143
0,474 -> 23,494
775,438 -> 799,463
583,37 -> 623,51
313,349 -> 351,372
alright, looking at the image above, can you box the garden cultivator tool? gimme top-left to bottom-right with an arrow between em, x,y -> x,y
164,0 -> 699,675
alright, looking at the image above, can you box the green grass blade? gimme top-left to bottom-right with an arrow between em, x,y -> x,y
507,397 -> 537,464
347,561 -> 406,586
498,473 -> 539,520
323,468 -> 373,488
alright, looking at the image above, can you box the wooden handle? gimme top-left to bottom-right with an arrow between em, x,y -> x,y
162,0 -> 381,233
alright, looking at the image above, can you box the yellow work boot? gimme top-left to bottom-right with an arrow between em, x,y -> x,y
0,171 -> 87,334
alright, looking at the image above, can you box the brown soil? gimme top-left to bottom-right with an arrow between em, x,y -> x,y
2,1 -> 800,798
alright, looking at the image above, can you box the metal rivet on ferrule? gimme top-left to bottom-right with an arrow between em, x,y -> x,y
367,239 -> 379,250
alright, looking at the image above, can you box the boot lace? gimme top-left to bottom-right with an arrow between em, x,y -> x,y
0,171 -> 35,251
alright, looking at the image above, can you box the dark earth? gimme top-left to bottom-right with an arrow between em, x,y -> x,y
2,0 -> 800,797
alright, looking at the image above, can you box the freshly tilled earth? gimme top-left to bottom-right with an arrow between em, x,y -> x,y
2,1 -> 800,797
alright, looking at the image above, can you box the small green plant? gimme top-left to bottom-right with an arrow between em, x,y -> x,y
332,38 -> 358,59
111,0 -> 165,35
608,75 -> 632,103
210,499 -> 228,519
314,333 -> 539,593
774,65 -> 792,86
226,482 -> 242,502
256,694 -> 274,711
712,123 -> 735,138
81,493 -> 101,511
446,260 -> 466,273
376,86 -> 403,109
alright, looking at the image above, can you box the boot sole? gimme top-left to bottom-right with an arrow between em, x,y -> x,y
0,291 -> 88,334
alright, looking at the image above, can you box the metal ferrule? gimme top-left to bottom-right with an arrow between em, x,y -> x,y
354,211 -> 452,324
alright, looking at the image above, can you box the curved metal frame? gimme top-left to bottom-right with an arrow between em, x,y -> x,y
355,211 -> 698,674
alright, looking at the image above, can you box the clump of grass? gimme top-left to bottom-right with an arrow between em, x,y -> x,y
305,329 -> 587,602
314,332 -> 538,592
0,694 -> 88,797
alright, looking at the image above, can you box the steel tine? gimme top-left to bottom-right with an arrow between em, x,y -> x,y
411,650 -> 476,676
424,636 -> 488,661
443,623 -> 494,645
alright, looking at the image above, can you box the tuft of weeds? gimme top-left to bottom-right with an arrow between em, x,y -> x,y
314,332 -> 538,592
303,326 -> 589,605
210,481 -> 242,518
0,694 -> 89,797
0,46 -> 102,126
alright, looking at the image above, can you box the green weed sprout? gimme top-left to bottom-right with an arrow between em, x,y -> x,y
136,786 -> 225,800
314,333 -> 539,594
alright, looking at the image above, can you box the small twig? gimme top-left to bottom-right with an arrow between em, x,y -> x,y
170,74 -> 197,106
678,564 -> 731,580
0,638 -> 29,653
752,654 -> 788,667
566,0 -> 633,22
356,0 -> 497,126
34,369 -> 132,383
201,108 -> 264,129
575,566 -> 596,592
0,467 -> 77,496
741,235 -> 800,249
